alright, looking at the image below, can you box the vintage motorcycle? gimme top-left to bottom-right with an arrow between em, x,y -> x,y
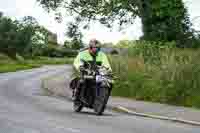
70,59 -> 113,115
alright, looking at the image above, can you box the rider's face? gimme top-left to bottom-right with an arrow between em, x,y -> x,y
90,46 -> 98,55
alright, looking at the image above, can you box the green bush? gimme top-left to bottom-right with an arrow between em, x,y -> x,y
41,44 -> 78,58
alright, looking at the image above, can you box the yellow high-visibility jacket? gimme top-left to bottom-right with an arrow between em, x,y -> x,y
73,49 -> 112,71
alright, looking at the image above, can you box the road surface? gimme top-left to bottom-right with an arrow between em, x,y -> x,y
0,65 -> 199,133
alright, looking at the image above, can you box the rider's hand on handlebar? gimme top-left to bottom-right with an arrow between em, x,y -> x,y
79,66 -> 84,72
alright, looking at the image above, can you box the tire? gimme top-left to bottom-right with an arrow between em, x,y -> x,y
95,104 -> 106,116
94,87 -> 110,115
73,101 -> 83,112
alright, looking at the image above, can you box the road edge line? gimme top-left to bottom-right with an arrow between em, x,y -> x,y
113,106 -> 200,126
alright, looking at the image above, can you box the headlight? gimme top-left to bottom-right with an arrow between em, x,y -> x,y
99,68 -> 107,76
100,71 -> 106,76
96,75 -> 104,82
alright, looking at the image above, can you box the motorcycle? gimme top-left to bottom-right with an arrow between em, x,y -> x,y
70,59 -> 113,115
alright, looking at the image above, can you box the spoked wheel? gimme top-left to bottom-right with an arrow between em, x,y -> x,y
73,100 -> 83,112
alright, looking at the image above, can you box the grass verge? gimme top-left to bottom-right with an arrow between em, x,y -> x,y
0,54 -> 73,73
110,41 -> 200,109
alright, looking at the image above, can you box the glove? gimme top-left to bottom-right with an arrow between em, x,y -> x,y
79,66 -> 84,72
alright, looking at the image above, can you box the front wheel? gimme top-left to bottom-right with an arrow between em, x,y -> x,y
94,87 -> 110,115
73,101 -> 83,112
94,103 -> 106,115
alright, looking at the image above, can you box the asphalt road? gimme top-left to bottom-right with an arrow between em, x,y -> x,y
0,65 -> 199,133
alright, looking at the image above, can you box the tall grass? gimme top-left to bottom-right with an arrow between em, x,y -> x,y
111,41 -> 200,108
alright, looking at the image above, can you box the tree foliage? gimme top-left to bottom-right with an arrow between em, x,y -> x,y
37,0 -> 138,28
64,38 -> 84,50
140,0 -> 194,47
65,21 -> 84,49
0,14 -> 22,58
37,0 -> 197,47
0,13 -> 50,58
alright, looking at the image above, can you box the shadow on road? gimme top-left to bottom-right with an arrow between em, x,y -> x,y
78,111 -> 114,117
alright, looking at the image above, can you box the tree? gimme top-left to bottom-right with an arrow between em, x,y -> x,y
0,14 -> 21,58
17,16 -> 42,57
0,13 -> 50,58
19,16 -> 53,57
70,37 -> 83,50
66,21 -> 84,49
37,0 -> 194,47
21,16 -> 39,26
140,0 -> 193,46
63,40 -> 71,48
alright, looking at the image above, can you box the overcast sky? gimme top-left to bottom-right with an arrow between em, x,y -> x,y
0,0 -> 199,44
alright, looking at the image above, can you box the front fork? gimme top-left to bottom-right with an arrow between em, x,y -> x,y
95,82 -> 112,101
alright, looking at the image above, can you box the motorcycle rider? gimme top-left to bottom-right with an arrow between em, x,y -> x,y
71,38 -> 112,101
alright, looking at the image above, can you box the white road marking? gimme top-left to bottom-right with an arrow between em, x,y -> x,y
116,106 -> 200,126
